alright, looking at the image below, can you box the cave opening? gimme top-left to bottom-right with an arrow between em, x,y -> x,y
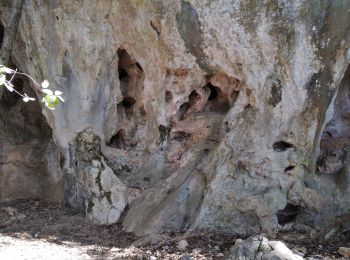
165,90 -> 173,103
172,131 -> 191,142
208,83 -> 219,100
277,204 -> 301,226
272,141 -> 295,152
107,129 -> 126,149
177,90 -> 200,121
284,165 -> 295,173
178,102 -> 190,121
203,82 -> 230,113
114,48 -> 146,150
117,49 -> 134,96
122,97 -> 136,109
116,48 -> 145,115
118,68 -> 129,83
0,73 -> 63,202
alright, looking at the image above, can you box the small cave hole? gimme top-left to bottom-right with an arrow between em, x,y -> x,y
122,97 -> 136,109
204,83 -> 230,113
118,68 -> 129,82
165,91 -> 173,103
189,90 -> 199,101
273,141 -> 295,152
208,84 -> 218,100
178,102 -> 190,120
59,153 -> 65,169
177,90 -> 200,121
135,62 -> 143,72
172,131 -> 191,142
118,49 -> 134,67
117,48 -> 145,98
107,129 -> 126,149
224,121 -> 230,133
117,49 -> 133,95
284,165 -> 295,173
277,204 -> 301,226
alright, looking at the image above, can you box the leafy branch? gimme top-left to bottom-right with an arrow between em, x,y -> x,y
0,65 -> 64,109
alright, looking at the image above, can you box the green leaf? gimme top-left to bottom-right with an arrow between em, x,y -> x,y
48,95 -> 57,103
47,102 -> 56,110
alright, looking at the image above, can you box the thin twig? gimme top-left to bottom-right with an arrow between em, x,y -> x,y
13,71 -> 42,88
9,68 -> 17,82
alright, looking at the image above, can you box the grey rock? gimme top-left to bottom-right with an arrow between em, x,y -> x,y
226,236 -> 303,260
177,239 -> 189,251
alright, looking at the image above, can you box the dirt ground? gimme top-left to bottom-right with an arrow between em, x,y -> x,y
0,200 -> 348,259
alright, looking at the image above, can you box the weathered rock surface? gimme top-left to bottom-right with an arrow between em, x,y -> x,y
0,76 -> 63,202
226,235 -> 303,260
338,247 -> 350,258
0,0 -> 350,237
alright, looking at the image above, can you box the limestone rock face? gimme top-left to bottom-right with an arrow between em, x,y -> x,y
1,0 -> 350,236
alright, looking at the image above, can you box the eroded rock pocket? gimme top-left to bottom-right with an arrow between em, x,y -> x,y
0,69 -> 63,203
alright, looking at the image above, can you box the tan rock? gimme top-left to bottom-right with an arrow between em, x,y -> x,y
338,247 -> 350,257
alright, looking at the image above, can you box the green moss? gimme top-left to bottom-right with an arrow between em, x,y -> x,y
296,150 -> 310,171
74,129 -> 102,162
104,191 -> 112,204
158,125 -> 170,143
95,170 -> 103,192
87,200 -> 94,213
121,164 -> 132,173
135,0 -> 144,9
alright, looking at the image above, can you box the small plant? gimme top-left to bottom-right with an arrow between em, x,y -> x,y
0,65 -> 64,109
